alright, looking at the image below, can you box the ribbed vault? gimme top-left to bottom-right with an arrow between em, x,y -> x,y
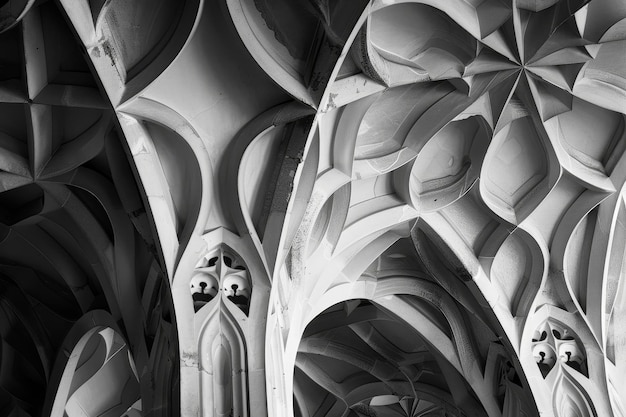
294,237 -> 536,417
0,0 -> 625,417
0,1 -> 178,416
297,300 -> 490,417
258,1 -> 626,417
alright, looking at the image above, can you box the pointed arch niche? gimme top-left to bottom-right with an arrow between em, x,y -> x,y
185,227 -> 273,417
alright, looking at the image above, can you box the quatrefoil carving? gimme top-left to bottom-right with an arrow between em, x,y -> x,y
190,247 -> 251,314
531,323 -> 587,378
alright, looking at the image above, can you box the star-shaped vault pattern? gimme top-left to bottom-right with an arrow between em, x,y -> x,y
255,1 -> 626,416
0,0 -> 625,417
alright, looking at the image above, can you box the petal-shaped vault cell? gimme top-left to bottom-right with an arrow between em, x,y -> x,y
0,103 -> 30,191
354,87 -> 416,160
491,231 -> 534,315
564,208 -> 596,314
354,82 -> 453,160
550,97 -> 625,175
225,0 -> 311,102
606,199 -> 626,365
307,182 -> 350,257
227,0 -> 366,105
573,39 -> 626,115
144,121 -> 202,242
408,116 -> 490,212
249,0 -> 319,66
239,124 -> 285,236
94,0 -> 184,78
39,106 -> 109,178
606,239 -> 626,411
369,3 -> 477,80
482,114 -> 551,224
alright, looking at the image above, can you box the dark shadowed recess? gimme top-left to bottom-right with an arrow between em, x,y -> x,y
0,1 -> 179,416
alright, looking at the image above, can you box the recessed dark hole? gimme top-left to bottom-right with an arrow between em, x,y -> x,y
538,362 -> 551,378
192,293 -> 214,303
566,359 -> 583,373
0,184 -> 44,226
227,294 -> 249,315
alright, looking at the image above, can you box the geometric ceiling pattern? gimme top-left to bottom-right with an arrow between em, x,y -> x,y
258,1 -> 626,416
0,0 -> 625,417
0,1 -> 177,416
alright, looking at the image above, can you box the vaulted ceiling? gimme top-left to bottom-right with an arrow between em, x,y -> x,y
0,0 -> 625,417
0,1 -> 177,415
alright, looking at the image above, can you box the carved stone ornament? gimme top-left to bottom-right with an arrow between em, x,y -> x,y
532,322 -> 587,378
192,246 -> 251,315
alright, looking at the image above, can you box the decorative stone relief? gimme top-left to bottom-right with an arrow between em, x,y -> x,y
192,246 -> 252,315
532,322 -> 588,378
524,305 -> 610,417
35,0 -> 626,415
260,0 -> 626,415
199,309 -> 248,417
187,227 -> 271,417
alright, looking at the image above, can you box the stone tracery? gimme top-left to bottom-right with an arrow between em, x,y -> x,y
532,322 -> 587,377
256,1 -> 626,416
0,0 -> 625,416
191,246 -> 252,314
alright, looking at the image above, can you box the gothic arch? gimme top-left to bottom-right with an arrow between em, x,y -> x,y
1,0 -> 625,416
